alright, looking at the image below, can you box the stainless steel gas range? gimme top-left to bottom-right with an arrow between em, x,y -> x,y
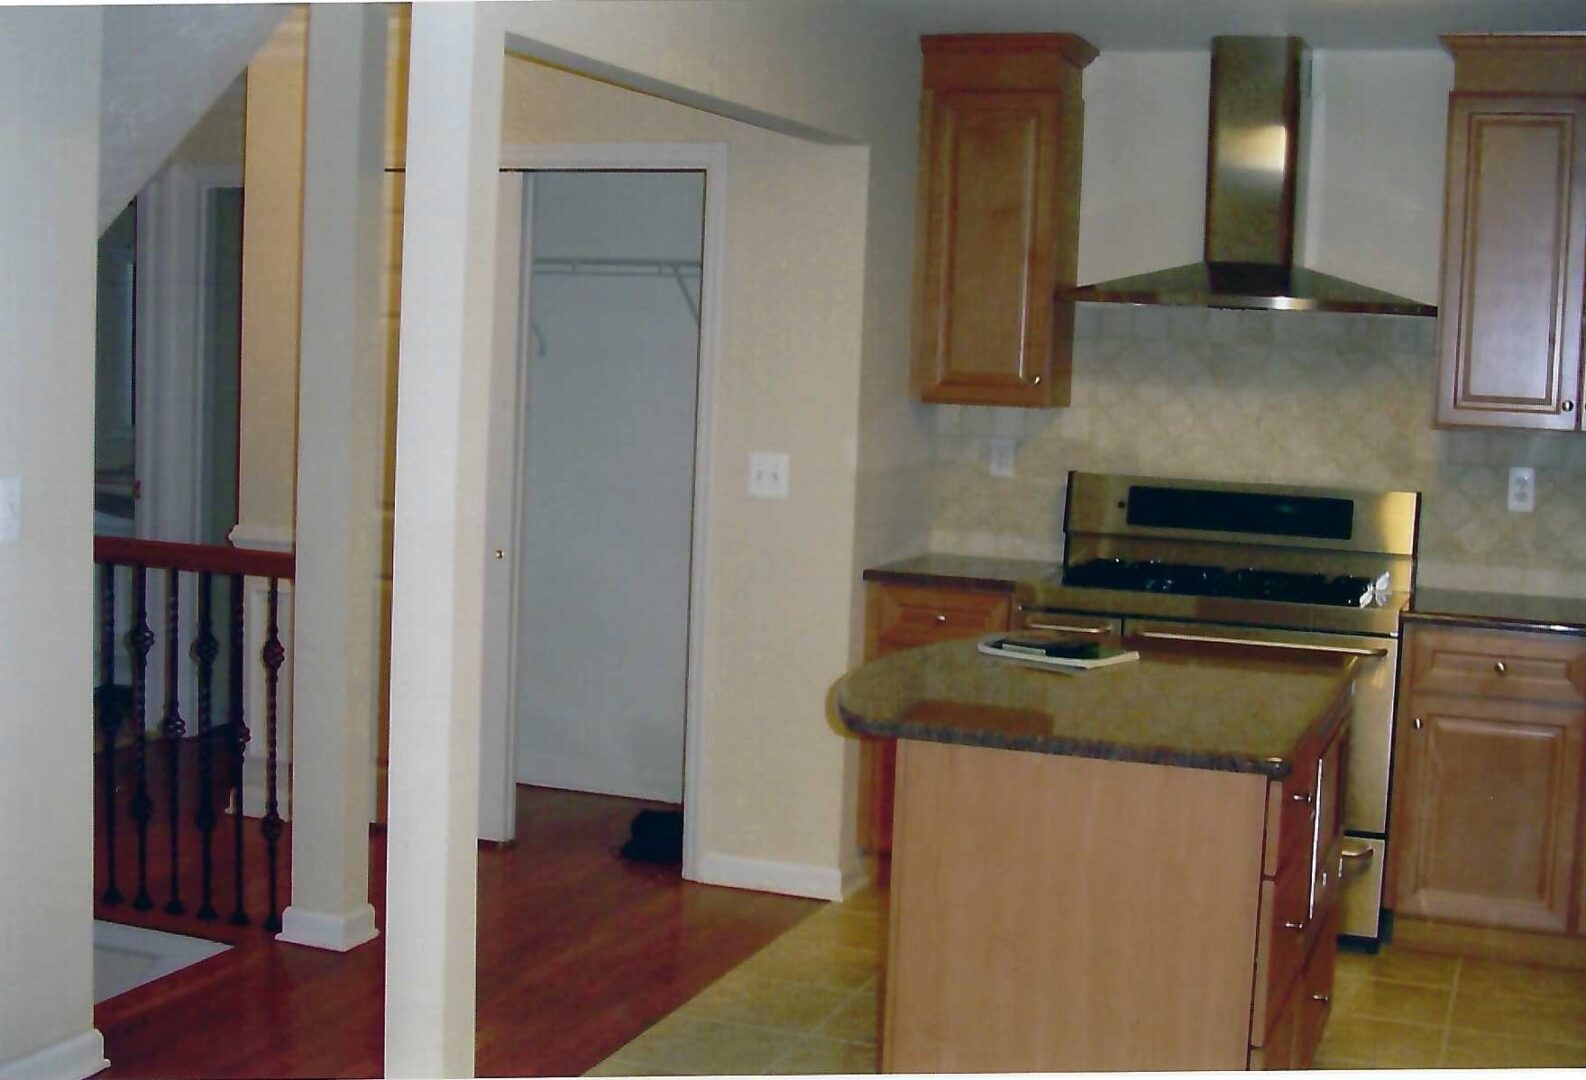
1015,472 -> 1421,944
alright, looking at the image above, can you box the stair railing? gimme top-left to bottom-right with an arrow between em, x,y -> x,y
94,537 -> 295,932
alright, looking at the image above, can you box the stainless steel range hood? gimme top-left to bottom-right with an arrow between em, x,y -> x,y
1063,37 -> 1436,317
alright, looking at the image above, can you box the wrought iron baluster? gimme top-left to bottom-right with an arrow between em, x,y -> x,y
260,577 -> 286,933
161,568 -> 186,915
192,572 -> 219,920
228,572 -> 250,927
98,561 -> 123,906
127,566 -> 155,911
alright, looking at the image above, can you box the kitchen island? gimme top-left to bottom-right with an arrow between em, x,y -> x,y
834,637 -> 1356,1072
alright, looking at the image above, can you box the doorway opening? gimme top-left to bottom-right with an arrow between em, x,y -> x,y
482,146 -> 726,881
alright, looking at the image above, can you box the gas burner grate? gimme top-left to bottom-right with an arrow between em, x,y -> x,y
1061,558 -> 1377,608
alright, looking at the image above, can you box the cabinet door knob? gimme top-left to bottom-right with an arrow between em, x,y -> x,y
1290,791 -> 1313,805
1564,400 -> 1576,414
1494,660 -> 1507,675
1031,374 -> 1043,386
1283,919 -> 1307,932
1311,993 -> 1331,1005
1413,716 -> 1423,732
934,613 -> 947,624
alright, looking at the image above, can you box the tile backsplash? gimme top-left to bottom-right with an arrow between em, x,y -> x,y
929,304 -> 1586,597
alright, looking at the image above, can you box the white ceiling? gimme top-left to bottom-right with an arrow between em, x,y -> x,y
863,0 -> 1586,50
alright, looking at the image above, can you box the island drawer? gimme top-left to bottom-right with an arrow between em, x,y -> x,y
1250,902 -> 1340,1069
1251,855 -> 1314,1043
1407,625 -> 1586,705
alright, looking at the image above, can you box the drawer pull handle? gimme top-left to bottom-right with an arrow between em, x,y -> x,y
1311,993 -> 1331,1005
1023,622 -> 1108,635
934,614 -> 947,624
1494,660 -> 1507,675
1290,791 -> 1313,805
1340,843 -> 1376,878
1283,919 -> 1307,932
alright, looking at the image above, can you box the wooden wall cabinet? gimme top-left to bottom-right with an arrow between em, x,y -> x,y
1434,36 -> 1586,431
858,581 -> 1011,855
910,34 -> 1095,407
1391,623 -> 1586,934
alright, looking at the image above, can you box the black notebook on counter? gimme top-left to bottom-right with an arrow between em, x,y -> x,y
977,633 -> 1140,671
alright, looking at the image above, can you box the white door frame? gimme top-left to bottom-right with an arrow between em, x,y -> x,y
134,162 -> 244,544
484,141 -> 727,880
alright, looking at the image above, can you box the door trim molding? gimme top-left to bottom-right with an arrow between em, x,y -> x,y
493,142 -> 729,884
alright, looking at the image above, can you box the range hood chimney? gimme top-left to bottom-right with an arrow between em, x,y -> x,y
1063,36 -> 1436,316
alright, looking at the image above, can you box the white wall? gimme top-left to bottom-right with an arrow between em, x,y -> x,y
1076,47 -> 1452,305
515,171 -> 704,803
492,54 -> 873,891
0,8 -> 108,1079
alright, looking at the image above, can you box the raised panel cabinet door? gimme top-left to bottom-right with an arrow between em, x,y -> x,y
913,89 -> 1074,406
1394,692 -> 1585,933
1436,94 -> 1586,429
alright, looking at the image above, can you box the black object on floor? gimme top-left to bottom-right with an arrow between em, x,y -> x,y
619,809 -> 684,863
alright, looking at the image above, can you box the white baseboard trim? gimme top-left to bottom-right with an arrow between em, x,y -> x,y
228,521 -> 294,552
276,903 -> 380,953
690,852 -> 849,901
0,1029 -> 108,1080
837,851 -> 872,899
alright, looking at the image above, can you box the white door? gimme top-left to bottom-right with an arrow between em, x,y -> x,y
511,170 -> 705,804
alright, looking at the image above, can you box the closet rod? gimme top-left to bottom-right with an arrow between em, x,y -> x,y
531,256 -> 701,278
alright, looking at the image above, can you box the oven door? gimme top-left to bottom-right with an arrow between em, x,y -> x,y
1125,618 -> 1398,941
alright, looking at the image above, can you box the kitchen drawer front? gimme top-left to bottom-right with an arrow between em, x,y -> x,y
1408,624 -> 1586,705
1251,902 -> 1341,1069
1264,710 -> 1345,879
869,583 -> 1012,656
1251,856 -> 1314,1045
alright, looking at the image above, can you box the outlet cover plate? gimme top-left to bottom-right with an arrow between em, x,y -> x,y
1508,466 -> 1536,513
748,452 -> 790,499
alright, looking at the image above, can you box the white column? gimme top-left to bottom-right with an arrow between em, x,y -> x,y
277,2 -> 387,953
384,4 -> 503,1077
0,9 -> 109,1080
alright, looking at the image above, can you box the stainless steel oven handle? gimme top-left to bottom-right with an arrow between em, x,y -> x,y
1132,629 -> 1389,658
1023,622 -> 1110,635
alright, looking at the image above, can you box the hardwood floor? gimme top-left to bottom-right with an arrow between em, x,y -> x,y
94,784 -> 821,1078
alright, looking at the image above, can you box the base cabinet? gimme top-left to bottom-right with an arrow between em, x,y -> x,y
858,582 -> 1011,854
1391,622 -> 1586,934
883,705 -> 1347,1071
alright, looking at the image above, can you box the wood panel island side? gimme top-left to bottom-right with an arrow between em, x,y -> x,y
833,637 -> 1357,1072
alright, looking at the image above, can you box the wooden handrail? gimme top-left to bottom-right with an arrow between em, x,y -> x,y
94,536 -> 295,580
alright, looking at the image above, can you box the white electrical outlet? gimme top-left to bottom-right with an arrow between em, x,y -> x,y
748,451 -> 790,499
0,477 -> 19,543
988,438 -> 1016,479
1508,466 -> 1536,513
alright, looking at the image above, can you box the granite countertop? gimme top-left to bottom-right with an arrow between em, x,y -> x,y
862,553 -> 1053,591
834,637 -> 1354,779
1407,588 -> 1586,636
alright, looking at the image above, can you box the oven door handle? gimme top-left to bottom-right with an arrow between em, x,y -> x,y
1133,628 -> 1390,658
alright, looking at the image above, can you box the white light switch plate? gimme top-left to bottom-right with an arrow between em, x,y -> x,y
0,477 -> 19,542
748,452 -> 790,499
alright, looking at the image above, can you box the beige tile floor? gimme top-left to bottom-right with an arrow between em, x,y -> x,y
587,885 -> 1586,1074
